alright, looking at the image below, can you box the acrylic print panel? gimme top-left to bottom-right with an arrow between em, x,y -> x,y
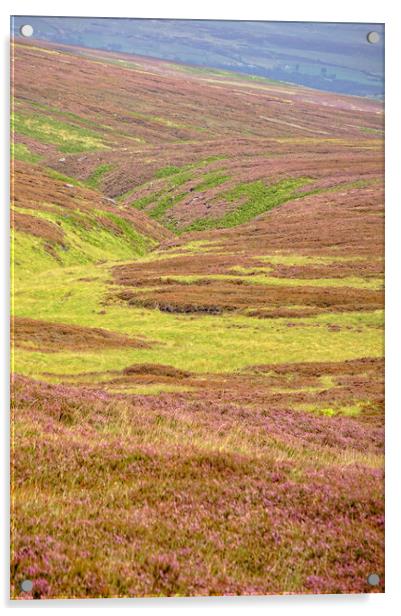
10,17 -> 384,599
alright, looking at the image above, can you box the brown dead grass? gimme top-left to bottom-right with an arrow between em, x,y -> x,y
12,210 -> 65,244
122,363 -> 191,379
12,317 -> 153,352
114,278 -> 383,316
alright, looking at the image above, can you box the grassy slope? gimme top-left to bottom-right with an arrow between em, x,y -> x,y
10,40 -> 384,599
13,260 -> 383,378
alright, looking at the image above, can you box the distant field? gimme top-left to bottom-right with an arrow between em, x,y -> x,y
11,40 -> 384,599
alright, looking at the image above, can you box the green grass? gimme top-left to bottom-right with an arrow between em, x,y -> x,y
103,212 -> 154,254
12,180 -> 384,381
255,254 -> 373,266
155,165 -> 182,178
12,305 -> 383,378
86,164 -> 113,189
131,173 -> 191,217
12,179 -> 385,380
180,177 -> 380,233
170,239 -> 224,253
129,112 -> 199,132
11,230 -> 60,276
359,126 -> 384,135
192,172 -> 230,191
184,177 -> 313,231
159,273 -> 383,290
131,192 -> 161,210
11,142 -> 42,163
169,63 -> 282,86
23,99 -> 107,131
141,174 -> 301,230
123,156 -> 227,205
11,146 -> 383,383
271,375 -> 336,394
131,170 -> 194,223
168,173 -> 193,190
296,401 -> 367,417
12,255 -> 384,379
44,168 -> 86,188
149,192 -> 187,222
11,203 -> 154,275
12,112 -> 107,153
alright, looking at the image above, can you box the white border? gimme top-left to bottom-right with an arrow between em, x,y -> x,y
0,1 -> 392,22
1,1 -> 400,614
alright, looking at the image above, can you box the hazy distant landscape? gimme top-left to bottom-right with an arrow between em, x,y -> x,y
12,18 -> 384,97
11,22 -> 384,599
